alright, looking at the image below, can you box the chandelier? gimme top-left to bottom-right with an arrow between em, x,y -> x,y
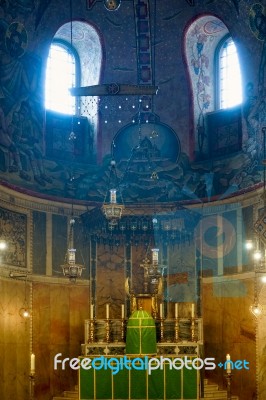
61,216 -> 85,283
102,155 -> 124,226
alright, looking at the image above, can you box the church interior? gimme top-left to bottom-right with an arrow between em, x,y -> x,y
1,0 -> 266,399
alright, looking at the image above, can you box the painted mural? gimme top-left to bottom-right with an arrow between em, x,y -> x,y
0,205 -> 27,267
0,0 -> 265,205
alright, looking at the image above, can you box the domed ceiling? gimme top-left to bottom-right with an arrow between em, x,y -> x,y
0,1 -> 265,205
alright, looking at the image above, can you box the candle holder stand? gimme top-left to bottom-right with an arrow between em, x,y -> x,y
174,318 -> 179,342
89,318 -> 95,343
191,317 -> 195,342
121,319 -> 125,342
105,319 -> 111,343
159,318 -> 165,342
29,372 -> 35,399
225,371 -> 232,400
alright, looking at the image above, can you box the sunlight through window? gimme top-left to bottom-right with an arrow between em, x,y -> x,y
219,38 -> 242,109
45,44 -> 76,115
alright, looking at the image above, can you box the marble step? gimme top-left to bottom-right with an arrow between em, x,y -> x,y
63,391 -> 78,398
201,381 -> 238,400
201,394 -> 238,399
204,384 -> 219,391
53,397 -> 78,400
53,390 -> 78,400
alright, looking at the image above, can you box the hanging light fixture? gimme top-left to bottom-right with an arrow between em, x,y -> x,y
61,0 -> 84,282
249,263 -> 263,318
9,272 -> 31,318
102,142 -> 124,225
247,127 -> 266,317
246,241 -> 265,318
61,213 -> 85,283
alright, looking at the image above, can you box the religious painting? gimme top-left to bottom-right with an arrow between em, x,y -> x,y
0,206 -> 27,267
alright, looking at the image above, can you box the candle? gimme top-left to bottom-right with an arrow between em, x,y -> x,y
30,353 -> 35,373
110,189 -> 116,203
160,303 -> 163,318
151,248 -> 159,265
191,303 -> 195,318
175,303 -> 179,319
106,303 -> 109,319
226,354 -> 231,373
121,304 -> 125,319
90,304 -> 94,319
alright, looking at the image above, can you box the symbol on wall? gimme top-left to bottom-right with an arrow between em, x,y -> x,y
195,215 -> 236,259
104,0 -> 121,11
86,0 -> 98,9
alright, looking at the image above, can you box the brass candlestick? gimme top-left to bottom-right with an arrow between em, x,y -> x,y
191,317 -> 195,342
225,371 -> 232,400
174,318 -> 179,342
89,318 -> 95,343
29,372 -> 35,399
105,319 -> 111,343
159,318 -> 165,342
121,319 -> 125,342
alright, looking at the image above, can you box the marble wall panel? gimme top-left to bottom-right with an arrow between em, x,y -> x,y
257,285 -> 266,400
0,279 -> 30,399
50,285 -> 70,344
96,245 -> 126,319
0,280 -> 92,400
32,282 -> 89,399
69,286 -> 90,344
34,283 -> 51,345
203,278 -> 256,400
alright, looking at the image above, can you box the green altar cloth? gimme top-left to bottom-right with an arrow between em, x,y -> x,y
126,309 -> 157,355
79,355 -> 199,400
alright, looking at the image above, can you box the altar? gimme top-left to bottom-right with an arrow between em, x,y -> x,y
80,308 -> 203,400
79,246 -> 203,400
79,354 -> 200,400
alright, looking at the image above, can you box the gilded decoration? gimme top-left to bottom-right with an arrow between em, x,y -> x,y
0,206 -> 27,267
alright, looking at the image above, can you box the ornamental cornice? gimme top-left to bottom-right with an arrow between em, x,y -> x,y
0,184 -> 88,216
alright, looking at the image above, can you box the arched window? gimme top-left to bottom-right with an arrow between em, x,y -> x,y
217,36 -> 242,110
184,16 -> 243,159
45,21 -> 102,160
45,41 -> 79,115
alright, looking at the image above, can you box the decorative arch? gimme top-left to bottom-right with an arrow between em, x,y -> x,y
45,20 -> 103,159
52,20 -> 103,119
184,15 -> 229,159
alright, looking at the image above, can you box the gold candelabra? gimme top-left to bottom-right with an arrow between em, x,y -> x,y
89,319 -> 95,343
159,318 -> 165,342
29,372 -> 35,399
225,371 -> 232,400
105,319 -> 111,343
174,318 -> 179,342
121,319 -> 125,342
191,317 -> 195,342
